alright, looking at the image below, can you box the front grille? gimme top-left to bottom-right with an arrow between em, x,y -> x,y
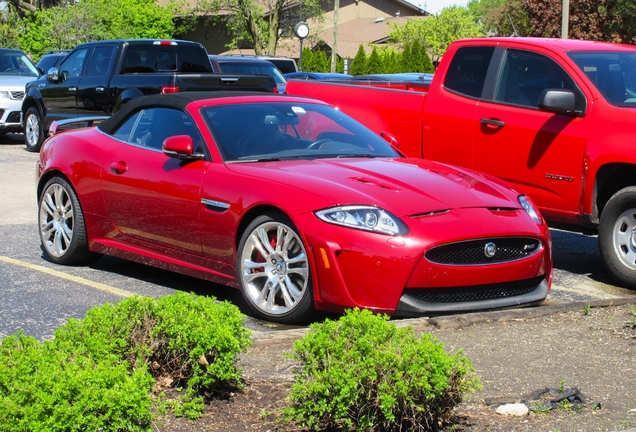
10,91 -> 24,100
6,111 -> 20,123
425,237 -> 541,265
404,276 -> 545,303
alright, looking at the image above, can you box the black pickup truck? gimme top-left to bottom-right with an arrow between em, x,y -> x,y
22,39 -> 276,151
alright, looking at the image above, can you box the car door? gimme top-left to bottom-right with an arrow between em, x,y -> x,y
100,107 -> 208,256
473,48 -> 589,213
42,47 -> 90,124
77,45 -> 117,116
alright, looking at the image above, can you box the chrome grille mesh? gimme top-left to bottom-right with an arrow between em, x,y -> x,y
10,91 -> 24,100
425,237 -> 541,265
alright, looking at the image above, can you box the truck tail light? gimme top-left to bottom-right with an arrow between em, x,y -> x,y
273,86 -> 279,94
153,41 -> 177,46
161,86 -> 179,94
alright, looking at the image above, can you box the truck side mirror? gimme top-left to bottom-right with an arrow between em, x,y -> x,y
46,67 -> 60,83
538,89 -> 580,116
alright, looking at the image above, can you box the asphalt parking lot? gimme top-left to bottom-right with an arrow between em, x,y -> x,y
1,134 -> 635,340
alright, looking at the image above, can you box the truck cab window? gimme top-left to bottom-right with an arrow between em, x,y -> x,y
495,50 -> 585,111
59,49 -> 88,81
444,46 -> 495,98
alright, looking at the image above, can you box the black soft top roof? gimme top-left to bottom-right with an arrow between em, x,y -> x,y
98,91 -> 282,135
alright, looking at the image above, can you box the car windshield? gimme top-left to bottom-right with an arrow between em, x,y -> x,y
0,53 -> 39,77
568,51 -> 636,107
218,62 -> 287,85
201,101 -> 401,162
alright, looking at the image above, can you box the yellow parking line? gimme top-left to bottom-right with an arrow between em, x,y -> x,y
0,255 -> 134,298
551,284 -> 617,300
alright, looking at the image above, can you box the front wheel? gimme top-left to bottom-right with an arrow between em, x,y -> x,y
24,106 -> 45,152
598,186 -> 636,289
38,177 -> 100,265
237,213 -> 314,324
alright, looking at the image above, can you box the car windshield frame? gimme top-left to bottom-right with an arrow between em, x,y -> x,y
568,51 -> 636,107
200,101 -> 401,163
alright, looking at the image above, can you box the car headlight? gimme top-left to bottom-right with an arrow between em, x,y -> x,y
315,205 -> 408,235
518,195 -> 543,225
0,91 -> 10,99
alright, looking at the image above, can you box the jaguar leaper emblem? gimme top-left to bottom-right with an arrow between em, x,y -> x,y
484,242 -> 497,258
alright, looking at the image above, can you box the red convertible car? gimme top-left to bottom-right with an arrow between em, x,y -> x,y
37,92 -> 552,323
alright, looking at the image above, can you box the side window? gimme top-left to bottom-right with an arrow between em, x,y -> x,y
121,49 -> 153,73
444,46 -> 495,98
59,49 -> 89,81
494,50 -> 584,109
86,46 -> 115,77
112,112 -> 142,142
124,108 -> 204,152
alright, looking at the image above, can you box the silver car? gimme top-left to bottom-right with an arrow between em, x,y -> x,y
0,49 -> 39,134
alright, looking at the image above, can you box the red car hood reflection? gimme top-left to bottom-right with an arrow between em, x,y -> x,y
227,157 -> 519,216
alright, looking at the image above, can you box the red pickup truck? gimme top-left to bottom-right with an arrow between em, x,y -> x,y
286,37 -> 636,289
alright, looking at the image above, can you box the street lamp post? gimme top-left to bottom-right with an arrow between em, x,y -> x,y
294,22 -> 309,72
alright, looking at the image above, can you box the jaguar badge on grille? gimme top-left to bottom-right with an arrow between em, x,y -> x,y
484,242 -> 497,258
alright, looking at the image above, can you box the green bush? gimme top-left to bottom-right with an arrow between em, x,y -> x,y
0,292 -> 252,430
283,309 -> 480,431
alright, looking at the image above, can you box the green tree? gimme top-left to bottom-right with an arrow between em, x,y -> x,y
410,39 -> 423,72
389,6 -> 484,62
399,42 -> 411,73
193,0 -> 324,55
366,46 -> 383,74
468,0 -> 532,36
380,48 -> 400,73
349,44 -> 367,75
19,0 -> 174,58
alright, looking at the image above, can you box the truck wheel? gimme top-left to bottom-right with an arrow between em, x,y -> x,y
598,186 -> 636,289
24,107 -> 45,152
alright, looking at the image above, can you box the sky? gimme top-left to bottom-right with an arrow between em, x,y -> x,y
408,0 -> 470,14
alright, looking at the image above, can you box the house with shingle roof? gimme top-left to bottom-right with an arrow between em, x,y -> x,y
173,0 -> 429,60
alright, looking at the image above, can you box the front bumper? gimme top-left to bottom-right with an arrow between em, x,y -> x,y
295,207 -> 552,316
0,95 -> 24,132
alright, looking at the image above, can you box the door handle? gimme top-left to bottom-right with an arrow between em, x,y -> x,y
480,118 -> 505,128
96,86 -> 105,93
69,86 -> 77,92
111,161 -> 128,174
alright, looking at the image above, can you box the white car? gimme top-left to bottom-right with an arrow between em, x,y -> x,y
0,49 -> 39,134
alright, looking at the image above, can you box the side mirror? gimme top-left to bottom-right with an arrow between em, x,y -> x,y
46,67 -> 59,83
163,135 -> 205,161
380,131 -> 400,148
538,89 -> 581,116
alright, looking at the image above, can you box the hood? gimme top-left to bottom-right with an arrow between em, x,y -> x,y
227,158 -> 520,216
0,75 -> 37,90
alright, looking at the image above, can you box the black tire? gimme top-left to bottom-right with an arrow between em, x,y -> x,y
24,106 -> 45,152
598,186 -> 636,289
237,213 -> 314,323
38,177 -> 100,265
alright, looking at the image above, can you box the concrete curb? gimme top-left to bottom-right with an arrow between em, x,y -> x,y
251,297 -> 636,342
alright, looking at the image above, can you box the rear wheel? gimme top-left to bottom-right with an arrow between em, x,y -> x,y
38,177 -> 100,265
599,186 -> 636,289
24,107 -> 45,152
237,213 -> 313,323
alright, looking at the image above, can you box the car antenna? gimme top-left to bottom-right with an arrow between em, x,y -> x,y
508,13 -> 518,37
